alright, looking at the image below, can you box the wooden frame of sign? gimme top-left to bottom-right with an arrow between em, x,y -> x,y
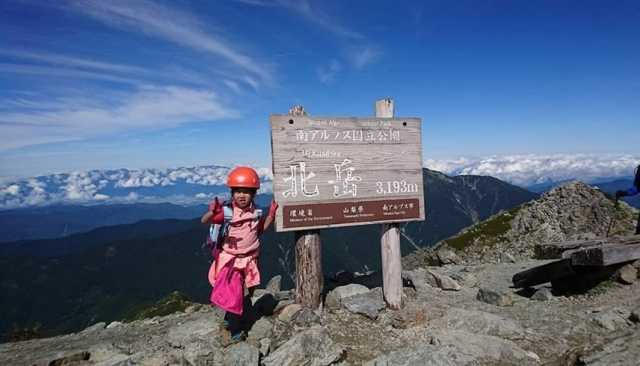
270,114 -> 425,232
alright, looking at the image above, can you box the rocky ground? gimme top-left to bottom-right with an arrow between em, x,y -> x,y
2,259 -> 639,366
2,181 -> 640,365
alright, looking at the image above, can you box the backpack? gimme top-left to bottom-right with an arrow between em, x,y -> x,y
206,201 -> 263,262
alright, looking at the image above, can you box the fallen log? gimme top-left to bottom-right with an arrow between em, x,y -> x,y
535,235 -> 640,260
570,243 -> 640,266
512,259 -> 575,288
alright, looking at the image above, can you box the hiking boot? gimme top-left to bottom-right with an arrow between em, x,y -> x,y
220,329 -> 245,347
230,330 -> 246,343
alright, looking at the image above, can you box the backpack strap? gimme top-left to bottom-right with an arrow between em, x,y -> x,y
208,201 -> 234,246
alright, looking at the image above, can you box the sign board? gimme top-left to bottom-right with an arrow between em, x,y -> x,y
270,114 -> 425,232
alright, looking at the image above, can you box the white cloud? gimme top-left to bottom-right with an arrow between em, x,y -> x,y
224,79 -> 242,93
0,184 -> 20,196
425,153 -> 640,186
347,45 -> 381,69
272,0 -> 364,40
0,86 -> 237,151
69,0 -> 273,86
0,49 -> 149,75
317,59 -> 342,84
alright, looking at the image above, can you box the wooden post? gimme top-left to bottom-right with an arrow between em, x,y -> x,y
377,98 -> 403,310
289,105 -> 323,309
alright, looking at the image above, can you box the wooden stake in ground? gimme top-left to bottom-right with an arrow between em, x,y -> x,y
289,105 -> 323,309
377,98 -> 403,310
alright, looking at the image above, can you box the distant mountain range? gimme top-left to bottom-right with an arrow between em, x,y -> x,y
0,165 -> 272,210
1,164 -> 634,210
0,169 -> 538,340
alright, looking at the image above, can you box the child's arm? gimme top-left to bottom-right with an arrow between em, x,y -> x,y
200,210 -> 213,224
261,200 -> 278,233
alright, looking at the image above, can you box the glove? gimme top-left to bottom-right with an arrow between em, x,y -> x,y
208,198 -> 224,224
615,190 -> 626,199
268,200 -> 278,219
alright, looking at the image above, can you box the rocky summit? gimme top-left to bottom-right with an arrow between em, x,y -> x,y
2,180 -> 640,365
425,181 -> 639,264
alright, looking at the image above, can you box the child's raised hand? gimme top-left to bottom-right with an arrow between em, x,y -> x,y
208,197 -> 221,213
268,200 -> 278,219
208,198 -> 224,224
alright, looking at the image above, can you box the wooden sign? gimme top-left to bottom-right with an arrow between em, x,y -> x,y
270,114 -> 425,232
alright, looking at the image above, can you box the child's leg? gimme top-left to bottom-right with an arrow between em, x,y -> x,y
224,311 -> 242,334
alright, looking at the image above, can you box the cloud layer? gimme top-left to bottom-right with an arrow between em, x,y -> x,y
424,154 -> 639,186
1,154 -> 637,209
0,165 -> 272,209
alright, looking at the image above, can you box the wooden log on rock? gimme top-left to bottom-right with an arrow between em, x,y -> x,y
535,239 -> 607,259
512,259 -> 576,288
535,235 -> 640,259
570,243 -> 640,266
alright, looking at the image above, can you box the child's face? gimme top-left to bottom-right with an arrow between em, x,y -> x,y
232,188 -> 255,209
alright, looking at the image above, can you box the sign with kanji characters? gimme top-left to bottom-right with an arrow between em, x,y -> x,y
270,114 -> 425,232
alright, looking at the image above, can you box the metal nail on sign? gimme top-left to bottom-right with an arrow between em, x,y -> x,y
270,114 -> 426,232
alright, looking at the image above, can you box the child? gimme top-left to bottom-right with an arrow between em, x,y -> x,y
201,166 -> 277,342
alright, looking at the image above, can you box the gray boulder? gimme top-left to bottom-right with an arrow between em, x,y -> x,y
262,326 -> 345,366
341,287 -> 386,320
426,269 -> 462,291
223,342 -> 260,366
266,275 -> 282,293
531,287 -> 554,301
247,317 -> 273,341
616,264 -> 637,285
325,284 -> 370,310
430,307 -> 524,338
477,287 -> 514,306
364,330 -> 539,366
402,268 -> 437,292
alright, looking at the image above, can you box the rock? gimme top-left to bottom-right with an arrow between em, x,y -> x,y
292,307 -> 321,327
106,321 -> 123,329
591,308 -> 632,331
325,284 -> 370,310
615,264 -> 637,284
531,287 -> 554,301
252,288 -> 269,299
278,303 -> 302,322
223,342 -> 260,365
430,308 -> 524,338
501,252 -> 516,263
48,352 -> 91,365
274,299 -> 295,314
450,271 -> 478,288
402,268 -> 437,292
579,327 -> 640,365
274,290 -> 294,301
248,317 -> 273,341
477,288 -> 513,306
341,287 -> 386,320
630,307 -> 640,323
80,322 -> 106,334
426,269 -> 462,291
262,326 -> 345,366
365,330 -> 539,366
266,275 -> 282,293
259,338 -> 271,357
390,305 -> 428,329
436,245 -> 460,265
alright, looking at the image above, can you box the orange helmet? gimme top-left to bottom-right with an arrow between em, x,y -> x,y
227,166 -> 260,189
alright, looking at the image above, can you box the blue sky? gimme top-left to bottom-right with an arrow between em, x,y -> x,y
1,0 -> 639,180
